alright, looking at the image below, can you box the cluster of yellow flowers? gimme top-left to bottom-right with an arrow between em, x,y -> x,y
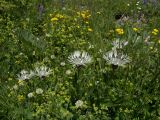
77,10 -> 93,32
88,28 -> 93,32
51,14 -> 64,22
133,27 -> 139,32
115,28 -> 124,35
77,10 -> 91,20
151,28 -> 159,35
50,10 -> 93,35
17,95 -> 25,102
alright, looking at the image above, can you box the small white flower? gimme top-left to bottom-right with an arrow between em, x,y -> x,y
36,88 -> 43,94
13,85 -> 18,90
65,69 -> 72,75
35,65 -> 52,78
32,51 -> 36,55
17,70 -> 32,80
112,38 -> 128,50
89,43 -> 94,49
75,100 -> 84,108
137,7 -> 141,10
28,92 -> 34,98
103,49 -> 130,66
68,51 -> 92,67
51,55 -> 56,59
19,52 -> 23,55
60,62 -> 66,66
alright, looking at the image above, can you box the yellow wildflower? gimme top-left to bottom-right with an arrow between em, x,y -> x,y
51,17 -> 58,22
81,13 -> 86,18
18,80 -> 25,86
77,10 -> 91,20
17,95 -> 25,102
153,29 -> 159,33
82,14 -> 91,20
152,31 -> 158,35
88,28 -> 93,32
56,14 -> 64,19
152,28 -> 159,35
115,28 -> 124,35
85,21 -> 89,24
133,28 -> 139,32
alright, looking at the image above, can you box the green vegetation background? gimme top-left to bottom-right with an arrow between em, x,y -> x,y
0,0 -> 160,119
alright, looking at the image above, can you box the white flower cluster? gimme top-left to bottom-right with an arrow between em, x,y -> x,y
17,65 -> 52,80
17,40 -> 130,80
17,70 -> 34,80
103,38 -> 130,66
68,51 -> 92,67
103,49 -> 130,66
68,40 -> 130,67
35,66 -> 52,78
27,88 -> 44,98
75,100 -> 84,108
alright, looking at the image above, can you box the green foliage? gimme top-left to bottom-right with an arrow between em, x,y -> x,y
0,0 -> 160,119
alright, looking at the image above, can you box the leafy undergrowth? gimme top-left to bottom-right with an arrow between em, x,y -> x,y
0,0 -> 160,119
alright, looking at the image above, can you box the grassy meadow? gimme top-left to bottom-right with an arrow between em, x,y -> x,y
0,0 -> 160,119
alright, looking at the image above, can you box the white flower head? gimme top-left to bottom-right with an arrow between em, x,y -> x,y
112,38 -> 128,50
66,69 -> 72,75
103,49 -> 130,66
28,92 -> 34,98
75,100 -> 84,108
35,65 -> 52,78
60,62 -> 66,66
68,51 -> 92,67
36,88 -> 43,94
50,54 -> 56,59
17,70 -> 32,80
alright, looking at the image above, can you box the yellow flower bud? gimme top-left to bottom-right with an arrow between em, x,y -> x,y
17,95 -> 25,102
133,28 -> 139,32
88,28 -> 93,32
51,17 -> 58,22
115,28 -> 124,35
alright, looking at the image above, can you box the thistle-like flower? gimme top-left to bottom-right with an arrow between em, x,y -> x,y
17,70 -> 33,80
68,51 -> 92,67
112,38 -> 128,50
35,65 -> 52,78
103,49 -> 130,66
